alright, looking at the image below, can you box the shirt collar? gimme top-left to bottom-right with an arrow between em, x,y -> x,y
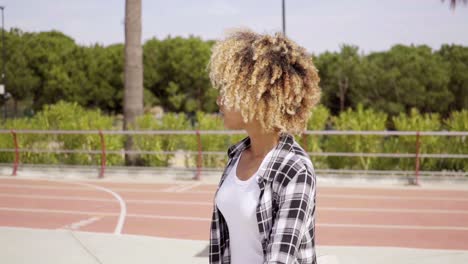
226,132 -> 295,182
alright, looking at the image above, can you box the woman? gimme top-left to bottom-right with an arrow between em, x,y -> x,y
208,28 -> 321,264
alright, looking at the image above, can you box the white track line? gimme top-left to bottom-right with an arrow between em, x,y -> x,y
318,194 -> 468,201
0,183 -> 86,190
161,184 -> 186,192
0,193 -> 211,205
319,207 -> 468,214
2,183 -> 468,201
0,207 -> 116,216
3,176 -> 468,192
59,216 -> 102,230
1,193 -> 468,214
2,207 -> 468,231
0,207 -> 209,221
46,180 -> 127,236
174,182 -> 201,192
0,183 -> 212,194
316,223 -> 468,231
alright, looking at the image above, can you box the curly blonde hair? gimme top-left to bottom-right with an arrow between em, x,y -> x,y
209,28 -> 321,136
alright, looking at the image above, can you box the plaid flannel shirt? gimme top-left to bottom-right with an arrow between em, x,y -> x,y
209,132 -> 317,264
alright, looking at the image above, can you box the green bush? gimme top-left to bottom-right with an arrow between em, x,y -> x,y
325,104 -> 387,170
0,101 -> 124,166
388,108 -> 441,171
192,111 -> 231,168
0,117 -> 38,163
134,112 -> 191,167
1,100 -> 464,173
443,110 -> 468,171
298,105 -> 330,169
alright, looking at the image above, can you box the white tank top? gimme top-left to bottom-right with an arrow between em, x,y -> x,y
215,148 -> 275,264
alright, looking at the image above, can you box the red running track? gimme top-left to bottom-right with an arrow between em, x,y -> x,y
0,177 -> 468,250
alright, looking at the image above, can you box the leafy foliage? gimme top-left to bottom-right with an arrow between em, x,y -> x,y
1,101 -> 466,173
3,29 -> 468,120
325,104 -> 387,170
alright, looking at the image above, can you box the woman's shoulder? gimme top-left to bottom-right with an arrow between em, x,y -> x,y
272,141 -> 315,187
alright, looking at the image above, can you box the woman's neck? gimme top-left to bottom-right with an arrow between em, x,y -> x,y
244,129 -> 281,158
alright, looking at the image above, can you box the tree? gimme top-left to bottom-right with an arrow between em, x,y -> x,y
4,28 -> 126,116
4,29 -> 39,116
437,45 -> 468,112
23,31 -> 77,112
143,36 -> 215,114
315,45 -> 366,114
124,0 -> 144,165
78,44 -> 124,114
366,45 -> 452,117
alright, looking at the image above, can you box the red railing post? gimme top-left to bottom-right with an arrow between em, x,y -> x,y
414,131 -> 421,186
194,129 -> 202,181
10,129 -> 19,176
98,129 -> 106,179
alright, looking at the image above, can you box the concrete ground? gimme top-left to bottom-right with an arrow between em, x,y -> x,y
1,167 -> 468,264
1,226 -> 468,264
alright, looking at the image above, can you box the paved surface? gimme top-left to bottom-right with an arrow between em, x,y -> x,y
1,227 -> 468,264
1,175 -> 468,263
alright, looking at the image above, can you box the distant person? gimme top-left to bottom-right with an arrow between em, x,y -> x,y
208,28 -> 321,264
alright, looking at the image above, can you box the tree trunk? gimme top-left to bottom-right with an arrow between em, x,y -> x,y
13,98 -> 17,118
124,0 -> 144,166
338,77 -> 349,112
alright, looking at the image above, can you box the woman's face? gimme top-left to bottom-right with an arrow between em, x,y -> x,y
216,95 -> 246,130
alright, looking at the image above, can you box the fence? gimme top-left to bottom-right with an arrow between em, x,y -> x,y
0,129 -> 467,185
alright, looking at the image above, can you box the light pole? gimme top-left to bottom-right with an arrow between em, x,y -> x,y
0,6 -> 6,123
0,6 -> 4,84
282,0 -> 286,36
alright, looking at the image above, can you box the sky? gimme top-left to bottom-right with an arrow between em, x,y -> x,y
1,0 -> 467,54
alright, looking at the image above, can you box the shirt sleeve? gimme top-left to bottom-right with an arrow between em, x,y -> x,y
264,167 -> 316,264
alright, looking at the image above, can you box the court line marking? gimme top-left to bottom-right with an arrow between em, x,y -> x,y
316,223 -> 468,230
0,207 -> 209,221
2,207 -> 468,231
1,183 -> 468,201
3,176 -> 468,192
59,216 -> 102,230
161,184 -> 186,192
0,183 -> 202,193
319,207 -> 468,214
45,180 -> 127,235
1,193 -> 468,214
0,193 -> 211,205
318,194 -> 468,201
174,182 -> 202,192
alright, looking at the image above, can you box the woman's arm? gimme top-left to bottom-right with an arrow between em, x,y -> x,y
265,167 -> 316,264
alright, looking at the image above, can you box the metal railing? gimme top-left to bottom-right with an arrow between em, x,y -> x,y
1,129 -> 467,184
